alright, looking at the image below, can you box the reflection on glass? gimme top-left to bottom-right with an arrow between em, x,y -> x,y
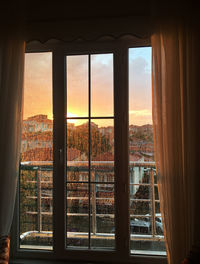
129,48 -> 166,255
90,184 -> 115,249
66,183 -> 89,248
91,54 -> 113,117
66,55 -> 88,117
20,52 -> 53,250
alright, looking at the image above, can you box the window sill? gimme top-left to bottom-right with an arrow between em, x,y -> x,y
10,256 -> 167,264
10,259 -> 90,264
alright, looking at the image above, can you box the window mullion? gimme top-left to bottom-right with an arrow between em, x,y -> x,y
88,54 -> 91,248
114,47 -> 130,258
53,49 -> 66,257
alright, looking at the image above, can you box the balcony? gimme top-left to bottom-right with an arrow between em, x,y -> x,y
19,161 -> 166,254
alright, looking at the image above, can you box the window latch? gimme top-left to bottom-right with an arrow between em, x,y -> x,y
59,148 -> 63,165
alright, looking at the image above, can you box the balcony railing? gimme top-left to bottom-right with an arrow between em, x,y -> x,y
19,161 -> 165,251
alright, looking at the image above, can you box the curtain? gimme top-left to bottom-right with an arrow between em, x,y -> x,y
151,20 -> 200,264
0,31 -> 25,263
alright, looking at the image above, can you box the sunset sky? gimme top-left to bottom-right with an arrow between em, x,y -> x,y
24,47 -> 152,126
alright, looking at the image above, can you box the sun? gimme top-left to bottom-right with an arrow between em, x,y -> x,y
67,112 -> 79,125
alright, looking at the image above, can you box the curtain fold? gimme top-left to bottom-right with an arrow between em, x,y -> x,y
151,20 -> 200,264
0,32 -> 25,263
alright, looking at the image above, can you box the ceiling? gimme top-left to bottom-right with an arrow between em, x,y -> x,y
1,1 -> 197,24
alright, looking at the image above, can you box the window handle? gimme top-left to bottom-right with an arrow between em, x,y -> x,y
59,148 -> 63,165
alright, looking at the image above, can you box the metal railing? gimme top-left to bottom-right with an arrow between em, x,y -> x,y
19,161 -> 164,243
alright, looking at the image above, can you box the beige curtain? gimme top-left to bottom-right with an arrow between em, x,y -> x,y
151,20 -> 200,264
0,31 -> 25,263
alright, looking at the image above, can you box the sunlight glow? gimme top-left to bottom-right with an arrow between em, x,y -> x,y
24,48 -> 152,127
67,113 -> 80,125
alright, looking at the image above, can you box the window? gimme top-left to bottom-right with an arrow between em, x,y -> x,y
66,54 -> 114,249
129,48 -> 165,255
12,40 -> 166,263
19,52 -> 53,250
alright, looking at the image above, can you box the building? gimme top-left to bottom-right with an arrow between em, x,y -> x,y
23,115 -> 53,133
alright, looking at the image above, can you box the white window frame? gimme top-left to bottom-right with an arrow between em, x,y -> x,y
10,38 -> 167,264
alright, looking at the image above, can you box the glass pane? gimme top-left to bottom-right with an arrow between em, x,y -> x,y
155,202 -> 163,235
154,185 -> 159,201
130,183 -> 150,199
130,195 -> 151,216
66,53 -> 115,250
67,120 -> 89,182
66,183 -> 89,248
90,184 -> 115,249
20,52 -> 53,250
66,55 -> 88,117
41,169 -> 53,236
129,48 -> 153,127
129,47 -> 166,255
130,216 -> 152,235
91,54 -> 113,117
91,119 -> 114,183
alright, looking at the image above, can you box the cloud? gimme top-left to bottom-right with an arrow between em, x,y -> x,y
129,109 -> 152,126
67,54 -> 114,116
90,54 -> 113,116
129,51 -> 152,116
129,56 -> 150,75
24,49 -> 153,125
24,53 -> 52,119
